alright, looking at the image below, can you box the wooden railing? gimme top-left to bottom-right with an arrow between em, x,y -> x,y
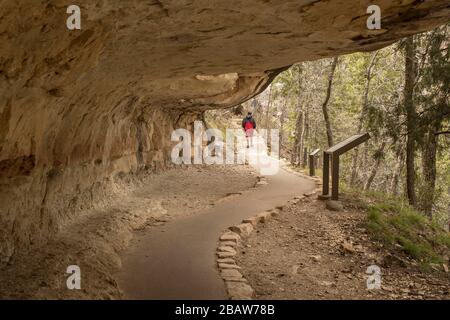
308,148 -> 320,176
321,133 -> 370,201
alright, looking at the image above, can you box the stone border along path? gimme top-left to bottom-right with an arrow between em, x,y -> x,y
117,163 -> 317,299
216,167 -> 322,299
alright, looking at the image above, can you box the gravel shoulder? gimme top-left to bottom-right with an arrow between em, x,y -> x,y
0,165 -> 257,299
236,194 -> 450,300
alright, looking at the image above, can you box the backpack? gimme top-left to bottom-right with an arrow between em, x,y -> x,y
244,118 -> 254,130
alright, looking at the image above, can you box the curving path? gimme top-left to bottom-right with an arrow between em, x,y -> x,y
117,143 -> 316,299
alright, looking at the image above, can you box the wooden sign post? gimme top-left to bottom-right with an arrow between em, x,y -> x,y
309,148 -> 320,176
321,133 -> 370,201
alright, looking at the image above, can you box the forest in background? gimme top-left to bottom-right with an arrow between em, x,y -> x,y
218,24 -> 449,228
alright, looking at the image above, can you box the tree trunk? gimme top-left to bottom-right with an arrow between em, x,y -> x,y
364,141 -> 386,191
302,107 -> 310,167
265,84 -> 273,129
322,57 -> 338,147
299,112 -> 305,166
404,37 -> 417,207
447,184 -> 450,232
390,142 -> 405,196
350,52 -> 378,186
279,101 -> 287,152
419,120 -> 441,217
291,66 -> 304,166
291,111 -> 303,166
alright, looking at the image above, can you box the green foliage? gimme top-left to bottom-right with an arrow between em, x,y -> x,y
242,23 -> 449,222
415,25 -> 450,140
365,194 -> 450,263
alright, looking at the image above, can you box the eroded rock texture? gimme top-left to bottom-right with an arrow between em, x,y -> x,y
0,0 -> 449,260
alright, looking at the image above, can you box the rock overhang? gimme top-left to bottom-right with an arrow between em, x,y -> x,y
0,0 -> 449,259
2,1 -> 449,109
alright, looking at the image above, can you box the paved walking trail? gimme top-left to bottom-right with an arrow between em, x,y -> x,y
117,138 -> 316,299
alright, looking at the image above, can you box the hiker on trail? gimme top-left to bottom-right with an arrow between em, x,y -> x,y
242,112 -> 256,148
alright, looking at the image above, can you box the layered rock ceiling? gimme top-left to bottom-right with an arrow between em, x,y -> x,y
0,0 -> 449,260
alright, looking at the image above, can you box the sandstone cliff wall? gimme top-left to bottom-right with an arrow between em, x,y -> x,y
1,0 -> 449,260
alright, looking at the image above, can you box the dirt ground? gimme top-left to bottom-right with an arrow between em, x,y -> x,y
236,194 -> 450,300
0,165 -> 257,299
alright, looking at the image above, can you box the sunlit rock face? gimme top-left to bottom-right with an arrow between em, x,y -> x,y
0,0 -> 449,260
